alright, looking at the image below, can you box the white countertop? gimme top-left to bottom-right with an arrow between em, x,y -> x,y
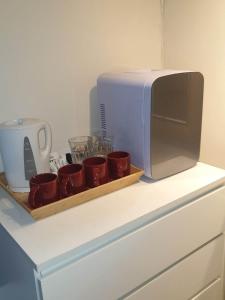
0,162 -> 225,274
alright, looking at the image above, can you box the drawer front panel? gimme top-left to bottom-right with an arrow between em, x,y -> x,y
40,186 -> 225,300
125,236 -> 223,300
191,278 -> 222,300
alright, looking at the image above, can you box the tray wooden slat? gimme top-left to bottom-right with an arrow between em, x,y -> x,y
0,165 -> 144,220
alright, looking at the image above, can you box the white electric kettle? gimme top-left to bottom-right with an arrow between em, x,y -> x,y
0,118 -> 52,192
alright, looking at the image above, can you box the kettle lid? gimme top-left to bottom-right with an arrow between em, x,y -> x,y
0,118 -> 45,130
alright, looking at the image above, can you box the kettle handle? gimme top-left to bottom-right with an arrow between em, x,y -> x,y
38,122 -> 52,158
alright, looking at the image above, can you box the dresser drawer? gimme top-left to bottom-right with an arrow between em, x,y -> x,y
124,236 -> 224,300
40,186 -> 225,300
191,278 -> 223,300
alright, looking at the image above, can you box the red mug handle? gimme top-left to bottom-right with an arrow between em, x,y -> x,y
28,185 -> 40,208
61,177 -> 70,197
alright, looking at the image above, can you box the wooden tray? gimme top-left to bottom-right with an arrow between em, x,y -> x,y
0,165 -> 144,220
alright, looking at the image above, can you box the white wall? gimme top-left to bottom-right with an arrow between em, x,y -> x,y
0,0 -> 163,155
163,0 -> 225,169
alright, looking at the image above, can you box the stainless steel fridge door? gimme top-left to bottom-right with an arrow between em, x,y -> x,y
150,72 -> 204,180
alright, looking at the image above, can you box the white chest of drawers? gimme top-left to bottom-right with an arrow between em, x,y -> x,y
1,163 -> 225,300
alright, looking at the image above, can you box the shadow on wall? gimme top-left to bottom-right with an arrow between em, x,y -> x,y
89,86 -> 101,134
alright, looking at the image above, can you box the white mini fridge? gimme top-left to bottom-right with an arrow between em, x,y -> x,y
97,70 -> 204,179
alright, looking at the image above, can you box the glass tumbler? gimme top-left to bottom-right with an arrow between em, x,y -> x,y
91,132 -> 113,157
101,136 -> 113,156
68,136 -> 92,164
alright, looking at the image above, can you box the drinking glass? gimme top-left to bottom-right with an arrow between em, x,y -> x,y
91,131 -> 113,157
68,136 -> 92,164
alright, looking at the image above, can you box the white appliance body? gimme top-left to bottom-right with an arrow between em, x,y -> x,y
0,118 -> 52,192
97,70 -> 204,179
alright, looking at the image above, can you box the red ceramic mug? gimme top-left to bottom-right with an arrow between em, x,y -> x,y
58,164 -> 86,198
28,173 -> 58,208
107,151 -> 130,179
83,157 -> 108,188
